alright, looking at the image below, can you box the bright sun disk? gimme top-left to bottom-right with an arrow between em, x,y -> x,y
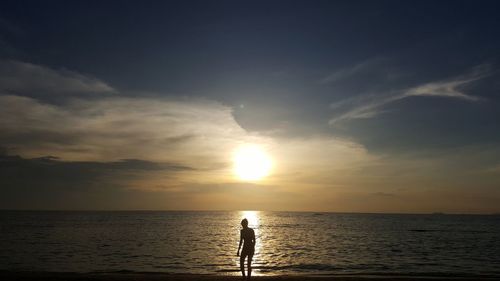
233,145 -> 272,181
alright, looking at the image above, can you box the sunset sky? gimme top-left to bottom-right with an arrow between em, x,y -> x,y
1,1 -> 499,213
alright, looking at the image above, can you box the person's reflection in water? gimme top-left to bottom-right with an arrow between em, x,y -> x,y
237,218 -> 255,279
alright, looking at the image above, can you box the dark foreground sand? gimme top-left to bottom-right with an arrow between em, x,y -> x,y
1,272 -> 498,281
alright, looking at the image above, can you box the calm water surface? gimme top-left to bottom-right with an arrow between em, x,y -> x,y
0,211 -> 499,276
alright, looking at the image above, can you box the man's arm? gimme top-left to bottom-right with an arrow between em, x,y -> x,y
237,230 -> 242,256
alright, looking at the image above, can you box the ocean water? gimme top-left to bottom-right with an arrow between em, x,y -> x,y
0,211 -> 499,277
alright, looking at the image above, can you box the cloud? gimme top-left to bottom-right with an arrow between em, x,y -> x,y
328,65 -> 488,125
1,88 -> 498,211
402,76 -> 484,102
320,57 -> 387,84
4,60 -> 497,212
0,148 -> 328,211
0,94 -> 242,164
0,93 -> 374,181
0,60 -> 114,99
0,152 -> 192,180
329,93 -> 395,125
0,61 -> 393,209
0,151 -> 198,209
0,83 -> 378,209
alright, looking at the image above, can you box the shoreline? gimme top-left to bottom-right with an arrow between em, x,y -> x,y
1,271 -> 499,281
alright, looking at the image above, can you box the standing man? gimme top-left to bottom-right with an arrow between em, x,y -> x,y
237,218 -> 255,279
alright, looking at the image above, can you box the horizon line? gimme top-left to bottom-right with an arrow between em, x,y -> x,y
0,209 -> 498,216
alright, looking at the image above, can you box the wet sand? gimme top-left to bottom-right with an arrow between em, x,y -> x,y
1,272 -> 497,281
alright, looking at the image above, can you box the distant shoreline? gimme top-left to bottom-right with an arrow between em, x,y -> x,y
1,271 -> 499,281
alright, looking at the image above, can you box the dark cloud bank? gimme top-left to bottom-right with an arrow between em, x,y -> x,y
0,148 -> 193,210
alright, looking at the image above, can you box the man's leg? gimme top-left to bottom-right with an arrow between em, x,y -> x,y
240,254 -> 246,277
247,254 -> 253,278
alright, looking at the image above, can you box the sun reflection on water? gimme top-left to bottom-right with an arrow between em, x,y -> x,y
240,210 -> 260,228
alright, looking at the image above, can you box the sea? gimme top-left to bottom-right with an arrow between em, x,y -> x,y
0,210 -> 499,277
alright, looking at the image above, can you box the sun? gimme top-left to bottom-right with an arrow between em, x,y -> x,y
233,145 -> 272,181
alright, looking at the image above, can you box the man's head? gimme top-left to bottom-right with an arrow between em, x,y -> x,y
241,218 -> 248,228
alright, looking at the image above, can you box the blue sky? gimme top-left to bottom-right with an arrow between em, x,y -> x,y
1,1 -> 499,212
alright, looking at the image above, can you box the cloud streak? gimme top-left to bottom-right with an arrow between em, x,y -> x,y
0,60 -> 114,99
320,57 -> 386,84
329,66 -> 488,125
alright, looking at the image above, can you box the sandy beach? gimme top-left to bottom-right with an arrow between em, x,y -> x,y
1,272 -> 498,281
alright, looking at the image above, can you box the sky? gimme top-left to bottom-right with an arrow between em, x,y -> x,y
1,0 -> 499,213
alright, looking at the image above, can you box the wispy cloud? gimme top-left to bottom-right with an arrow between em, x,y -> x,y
402,76 -> 483,101
329,65 -> 489,125
0,60 -> 114,98
320,57 -> 387,84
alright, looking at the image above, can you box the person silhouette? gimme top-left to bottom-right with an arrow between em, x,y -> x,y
237,218 -> 255,279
